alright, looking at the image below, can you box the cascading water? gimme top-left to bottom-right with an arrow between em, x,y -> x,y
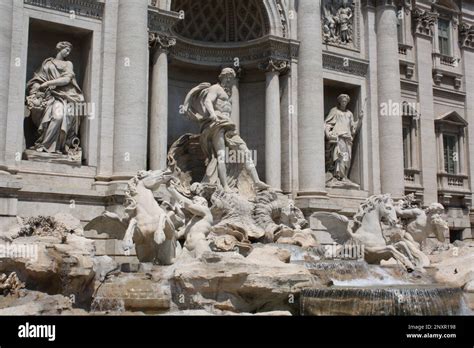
290,244 -> 473,316
300,285 -> 468,315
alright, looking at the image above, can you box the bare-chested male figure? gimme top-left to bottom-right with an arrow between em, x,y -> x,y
184,68 -> 269,191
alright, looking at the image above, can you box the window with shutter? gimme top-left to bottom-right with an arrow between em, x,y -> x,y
438,19 -> 451,56
443,134 -> 457,174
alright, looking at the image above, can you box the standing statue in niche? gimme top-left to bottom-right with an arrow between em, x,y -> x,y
183,68 -> 269,192
25,41 -> 84,162
324,94 -> 362,189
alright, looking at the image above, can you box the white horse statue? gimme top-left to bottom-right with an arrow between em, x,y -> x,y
313,194 -> 421,271
103,169 -> 179,265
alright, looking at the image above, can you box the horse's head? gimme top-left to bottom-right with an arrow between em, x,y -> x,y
376,194 -> 398,226
430,214 -> 448,242
426,203 -> 447,242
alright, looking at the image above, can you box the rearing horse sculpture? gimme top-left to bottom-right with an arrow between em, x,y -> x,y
313,194 -> 418,271
103,169 -> 178,265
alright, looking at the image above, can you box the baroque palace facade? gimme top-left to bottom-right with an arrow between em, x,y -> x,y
0,0 -> 473,245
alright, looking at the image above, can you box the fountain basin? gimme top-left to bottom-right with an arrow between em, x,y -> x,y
300,285 -> 466,315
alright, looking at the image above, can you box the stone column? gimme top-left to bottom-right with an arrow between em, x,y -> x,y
149,33 -> 175,171
413,7 -> 439,204
296,0 -> 326,197
0,0 -> 13,167
260,59 -> 287,190
461,25 -> 474,211
376,1 -> 404,198
435,128 -> 444,172
112,0 -> 149,180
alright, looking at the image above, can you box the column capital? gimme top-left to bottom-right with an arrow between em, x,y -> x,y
149,32 -> 176,53
258,58 -> 289,75
460,22 -> 474,51
413,7 -> 438,38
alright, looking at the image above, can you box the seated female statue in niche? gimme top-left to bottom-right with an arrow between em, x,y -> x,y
324,94 -> 363,189
25,41 -> 84,160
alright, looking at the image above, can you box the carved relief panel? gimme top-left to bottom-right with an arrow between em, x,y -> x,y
322,0 -> 360,51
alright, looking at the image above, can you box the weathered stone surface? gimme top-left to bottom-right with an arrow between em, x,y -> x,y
247,245 -> 291,264
0,272 -> 24,296
93,255 -> 120,281
0,290 -> 86,315
169,251 -> 314,314
0,233 -> 96,308
92,273 -> 170,314
464,280 -> 474,293
430,242 -> 474,288
53,213 -> 84,236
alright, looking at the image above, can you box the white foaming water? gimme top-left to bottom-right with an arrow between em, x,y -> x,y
332,266 -> 413,286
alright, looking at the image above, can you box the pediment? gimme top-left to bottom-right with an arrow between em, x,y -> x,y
435,111 -> 468,127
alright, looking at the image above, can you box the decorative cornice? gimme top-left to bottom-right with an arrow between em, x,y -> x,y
170,35 -> 299,68
460,23 -> 474,50
23,0 -> 104,19
148,7 -> 180,35
413,7 -> 438,37
258,58 -> 289,74
322,52 -> 369,77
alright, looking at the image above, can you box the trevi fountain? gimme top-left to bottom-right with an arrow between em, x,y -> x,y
0,67 -> 472,317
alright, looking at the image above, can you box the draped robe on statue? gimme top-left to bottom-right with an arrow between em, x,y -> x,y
324,106 -> 358,181
182,83 -> 252,193
26,58 -> 84,153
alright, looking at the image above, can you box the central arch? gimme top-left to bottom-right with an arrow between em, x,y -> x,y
162,0 -> 294,182
171,0 -> 270,42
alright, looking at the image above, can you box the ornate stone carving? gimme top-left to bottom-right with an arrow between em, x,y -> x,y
149,32 -> 177,52
395,194 -> 448,248
314,194 -> 428,271
460,22 -> 474,49
276,0 -> 289,38
322,0 -> 360,51
258,58 -> 289,74
413,7 -> 438,37
24,0 -> 104,19
148,7 -> 181,35
24,41 -> 85,164
322,52 -> 368,77
324,94 -> 363,189
170,35 -> 299,68
322,0 -> 354,45
181,68 -> 269,192
103,169 -> 180,265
